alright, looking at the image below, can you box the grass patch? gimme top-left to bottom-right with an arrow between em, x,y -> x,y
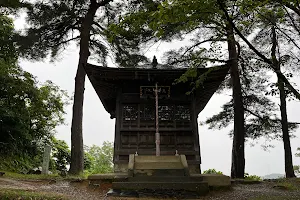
274,182 -> 297,190
271,178 -> 300,191
2,171 -> 87,181
244,173 -> 262,181
0,188 -> 68,200
2,171 -> 60,180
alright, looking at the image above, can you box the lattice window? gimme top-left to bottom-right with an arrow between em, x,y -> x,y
123,105 -> 138,121
140,104 -> 155,121
122,105 -> 138,128
139,104 -> 155,128
158,105 -> 174,121
174,105 -> 190,121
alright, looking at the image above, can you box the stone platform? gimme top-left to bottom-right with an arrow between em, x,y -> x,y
88,173 -> 230,187
88,155 -> 230,197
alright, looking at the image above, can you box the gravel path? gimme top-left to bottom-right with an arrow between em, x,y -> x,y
1,177 -> 300,200
0,177 -> 107,200
200,183 -> 300,200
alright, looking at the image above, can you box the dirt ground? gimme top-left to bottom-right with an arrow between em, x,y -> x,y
1,177 -> 300,200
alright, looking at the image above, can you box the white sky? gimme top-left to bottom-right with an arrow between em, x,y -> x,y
14,13 -> 300,177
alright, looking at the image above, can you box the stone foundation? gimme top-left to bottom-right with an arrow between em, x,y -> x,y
114,163 -> 201,174
114,163 -> 128,173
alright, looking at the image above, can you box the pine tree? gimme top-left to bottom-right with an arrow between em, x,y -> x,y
18,0 -> 114,175
219,0 -> 300,177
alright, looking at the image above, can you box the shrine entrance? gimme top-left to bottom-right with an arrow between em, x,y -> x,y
85,63 -> 231,194
84,63 -> 230,174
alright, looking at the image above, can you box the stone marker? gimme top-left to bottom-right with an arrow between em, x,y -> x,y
42,145 -> 51,175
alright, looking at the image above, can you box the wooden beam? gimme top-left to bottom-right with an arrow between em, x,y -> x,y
113,88 -> 122,165
191,95 -> 201,173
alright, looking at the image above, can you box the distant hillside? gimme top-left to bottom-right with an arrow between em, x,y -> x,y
263,173 -> 285,179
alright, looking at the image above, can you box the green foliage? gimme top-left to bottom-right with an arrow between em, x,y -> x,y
0,14 -> 69,173
0,15 -> 17,64
3,170 -> 90,180
293,165 -> 300,175
18,0 -> 141,66
3,171 -> 61,180
0,62 -> 68,162
274,182 -> 297,190
0,154 -> 42,174
294,148 -> 300,175
51,138 -> 71,172
83,150 -> 93,170
109,0 -> 227,67
85,141 -> 114,174
203,169 -> 223,175
244,173 -> 262,181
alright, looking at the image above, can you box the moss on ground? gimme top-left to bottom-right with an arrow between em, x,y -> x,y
1,171 -> 86,181
0,188 -> 68,200
272,178 -> 300,191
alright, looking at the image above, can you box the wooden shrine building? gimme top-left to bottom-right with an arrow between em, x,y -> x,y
85,63 -> 229,174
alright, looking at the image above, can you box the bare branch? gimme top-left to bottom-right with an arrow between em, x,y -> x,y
93,21 -> 106,31
283,6 -> 300,37
182,37 -> 226,56
50,36 -> 81,48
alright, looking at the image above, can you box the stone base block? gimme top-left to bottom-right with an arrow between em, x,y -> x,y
112,181 -> 209,195
191,174 -> 231,187
88,173 -> 128,184
114,164 -> 128,173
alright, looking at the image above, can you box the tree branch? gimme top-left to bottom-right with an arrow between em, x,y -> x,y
92,21 -> 106,31
280,0 -> 300,17
283,6 -> 300,36
217,0 -> 300,100
182,37 -> 226,56
50,36 -> 81,48
170,57 -> 227,65
245,107 -> 300,126
218,0 -> 272,65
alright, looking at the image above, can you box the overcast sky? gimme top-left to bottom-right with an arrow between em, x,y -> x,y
14,14 -> 300,177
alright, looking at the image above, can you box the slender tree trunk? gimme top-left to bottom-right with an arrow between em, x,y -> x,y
226,23 -> 245,179
69,1 -> 100,175
271,26 -> 296,178
277,77 -> 296,178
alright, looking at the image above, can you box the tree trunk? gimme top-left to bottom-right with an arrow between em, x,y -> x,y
226,23 -> 245,179
69,1 -> 99,175
277,77 -> 296,178
271,26 -> 296,178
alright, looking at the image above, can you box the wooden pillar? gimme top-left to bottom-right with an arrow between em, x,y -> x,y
113,88 -> 122,168
155,83 -> 160,156
191,95 -> 201,173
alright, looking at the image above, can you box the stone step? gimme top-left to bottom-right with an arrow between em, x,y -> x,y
134,162 -> 183,169
112,181 -> 209,194
134,155 -> 181,163
134,169 -> 185,177
129,176 -> 199,182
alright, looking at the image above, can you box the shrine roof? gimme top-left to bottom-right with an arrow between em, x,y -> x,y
84,63 -> 230,117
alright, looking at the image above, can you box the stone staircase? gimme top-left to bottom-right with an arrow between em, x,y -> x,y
112,154 -> 209,194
